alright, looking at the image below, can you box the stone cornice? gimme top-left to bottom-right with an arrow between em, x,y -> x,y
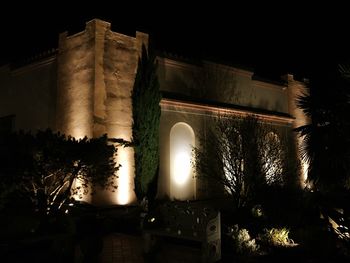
160,98 -> 294,125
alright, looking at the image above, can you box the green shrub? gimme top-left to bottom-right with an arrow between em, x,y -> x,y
251,204 -> 264,218
259,227 -> 293,247
227,224 -> 260,255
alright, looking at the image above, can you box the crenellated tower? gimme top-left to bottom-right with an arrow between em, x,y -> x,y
56,19 -> 148,205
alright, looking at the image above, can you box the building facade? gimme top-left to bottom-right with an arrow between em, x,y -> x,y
0,19 -> 308,205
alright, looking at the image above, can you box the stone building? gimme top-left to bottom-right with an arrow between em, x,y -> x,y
0,19 -> 308,205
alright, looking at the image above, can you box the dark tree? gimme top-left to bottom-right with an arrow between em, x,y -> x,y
294,66 -> 350,251
0,130 -> 118,214
132,44 -> 161,200
295,65 -> 350,192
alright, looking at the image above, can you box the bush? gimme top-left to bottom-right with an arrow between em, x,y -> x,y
227,224 -> 260,255
251,204 -> 264,218
258,227 -> 293,247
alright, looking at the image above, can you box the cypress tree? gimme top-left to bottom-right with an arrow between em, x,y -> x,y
132,44 -> 161,200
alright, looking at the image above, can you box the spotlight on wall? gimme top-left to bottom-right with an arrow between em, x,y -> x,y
174,151 -> 192,185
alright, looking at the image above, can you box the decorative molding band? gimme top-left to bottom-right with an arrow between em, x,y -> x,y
160,98 -> 294,125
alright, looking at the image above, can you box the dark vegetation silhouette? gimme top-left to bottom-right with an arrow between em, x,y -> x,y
132,44 -> 161,203
294,65 -> 350,260
0,129 -> 119,214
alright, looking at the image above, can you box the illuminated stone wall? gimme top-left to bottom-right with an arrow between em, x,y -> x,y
56,19 -> 148,205
157,58 -> 289,114
157,59 -> 308,199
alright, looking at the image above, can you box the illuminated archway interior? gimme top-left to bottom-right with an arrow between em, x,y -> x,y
170,122 -> 196,200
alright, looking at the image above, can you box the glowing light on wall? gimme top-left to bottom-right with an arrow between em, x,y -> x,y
170,122 -> 195,200
72,176 -> 91,203
57,34 -> 94,140
116,147 -> 132,205
71,127 -> 87,140
104,120 -> 136,205
174,151 -> 192,185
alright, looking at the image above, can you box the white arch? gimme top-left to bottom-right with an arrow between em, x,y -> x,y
170,122 -> 196,200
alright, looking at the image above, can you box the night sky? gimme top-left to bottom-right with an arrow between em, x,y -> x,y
1,3 -> 350,83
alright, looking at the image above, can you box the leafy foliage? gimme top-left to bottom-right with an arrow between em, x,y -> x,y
295,65 -> 350,191
0,130 -> 118,214
132,44 -> 161,200
258,227 -> 293,247
294,65 -> 350,259
226,224 -> 260,255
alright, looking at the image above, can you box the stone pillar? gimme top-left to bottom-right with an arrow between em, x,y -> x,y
282,74 -> 310,187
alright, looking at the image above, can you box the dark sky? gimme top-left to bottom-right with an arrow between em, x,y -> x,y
1,3 -> 349,82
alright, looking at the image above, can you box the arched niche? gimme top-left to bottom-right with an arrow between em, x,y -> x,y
170,122 -> 196,200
